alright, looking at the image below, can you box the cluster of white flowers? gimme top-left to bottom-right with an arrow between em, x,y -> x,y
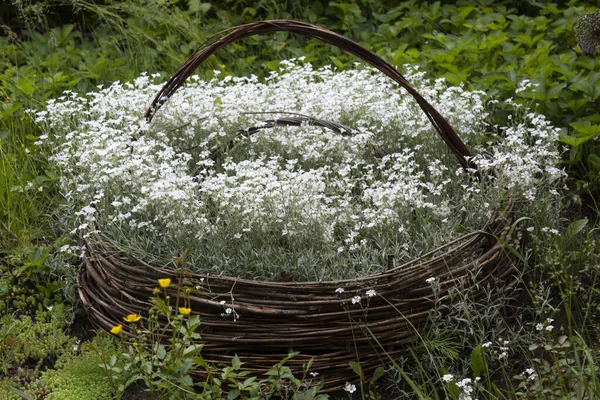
442,374 -> 481,400
498,339 -> 511,361
536,317 -> 555,332
522,367 -> 537,381
34,60 -> 563,280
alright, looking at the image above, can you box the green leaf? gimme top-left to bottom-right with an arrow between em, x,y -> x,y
241,376 -> 256,388
469,345 -> 485,377
181,371 -> 194,384
559,135 -> 591,147
570,121 -> 600,137
349,361 -> 363,379
448,381 -> 460,397
9,386 -> 35,400
588,153 -> 600,169
372,366 -> 385,382
188,0 -> 211,14
566,219 -> 588,238
183,343 -> 203,356
156,344 -> 167,360
231,354 -> 243,370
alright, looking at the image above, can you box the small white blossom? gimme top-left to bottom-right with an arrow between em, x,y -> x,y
425,277 -> 436,284
219,300 -> 226,305
528,373 -> 537,381
225,308 -> 233,314
344,382 -> 357,393
366,289 -> 377,298
524,368 -> 537,381
351,296 -> 361,304
536,323 -> 544,331
442,374 -> 454,382
482,341 -> 492,348
335,288 -> 345,294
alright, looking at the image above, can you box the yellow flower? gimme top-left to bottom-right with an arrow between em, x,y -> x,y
110,324 -> 123,335
158,278 -> 171,288
179,307 -> 191,316
123,314 -> 142,323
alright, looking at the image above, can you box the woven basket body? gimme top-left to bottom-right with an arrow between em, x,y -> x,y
78,20 -> 521,391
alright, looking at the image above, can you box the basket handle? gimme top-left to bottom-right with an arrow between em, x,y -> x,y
145,20 -> 476,170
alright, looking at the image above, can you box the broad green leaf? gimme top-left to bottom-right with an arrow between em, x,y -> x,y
349,361 -> 363,379
588,154 -> 600,169
231,354 -> 243,369
372,365 -> 385,382
470,345 -> 485,377
566,219 -> 588,238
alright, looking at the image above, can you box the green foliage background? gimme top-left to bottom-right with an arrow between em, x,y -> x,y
0,0 -> 599,398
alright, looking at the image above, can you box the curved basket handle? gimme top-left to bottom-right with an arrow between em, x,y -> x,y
145,20 -> 476,170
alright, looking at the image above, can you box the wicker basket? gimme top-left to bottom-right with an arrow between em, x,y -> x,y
78,20 -> 521,392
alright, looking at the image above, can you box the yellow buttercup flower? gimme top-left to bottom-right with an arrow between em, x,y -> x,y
123,314 -> 142,323
179,307 -> 191,316
110,324 -> 123,335
158,278 -> 171,288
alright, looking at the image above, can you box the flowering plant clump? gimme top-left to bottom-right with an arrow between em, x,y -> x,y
35,60 -> 563,281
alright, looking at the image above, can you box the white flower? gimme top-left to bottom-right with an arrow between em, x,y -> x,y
225,308 -> 233,315
545,324 -> 554,331
351,296 -> 361,304
344,382 -> 357,393
457,378 -> 472,388
219,300 -> 226,305
528,373 -> 537,381
442,374 -> 454,382
335,287 -> 345,294
310,371 -> 319,377
366,289 -> 377,298
482,341 -> 492,348
539,319 -> 551,331
425,277 -> 436,284
525,368 -> 535,375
